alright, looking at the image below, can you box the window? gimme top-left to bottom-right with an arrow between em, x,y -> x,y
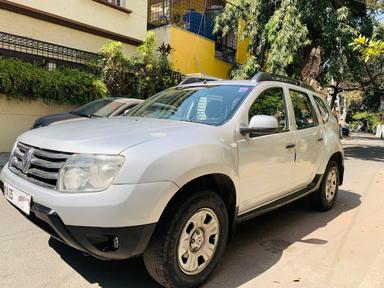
249,88 -> 288,132
215,31 -> 237,63
314,96 -> 330,123
290,90 -> 318,130
105,0 -> 124,6
150,1 -> 170,24
126,85 -> 253,126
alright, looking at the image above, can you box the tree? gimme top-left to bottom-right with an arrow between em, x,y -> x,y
99,32 -> 180,98
213,0 -> 374,86
99,41 -> 129,97
350,24 -> 384,111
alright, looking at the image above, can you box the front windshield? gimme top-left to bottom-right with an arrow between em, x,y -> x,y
72,99 -> 124,117
126,85 -> 253,126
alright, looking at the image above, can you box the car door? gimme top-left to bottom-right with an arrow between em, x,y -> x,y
289,89 -> 323,189
237,86 -> 296,213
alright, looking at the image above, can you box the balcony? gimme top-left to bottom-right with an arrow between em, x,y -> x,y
147,0 -> 237,63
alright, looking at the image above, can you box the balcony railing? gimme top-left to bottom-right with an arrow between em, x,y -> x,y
0,31 -> 100,67
148,0 -> 237,63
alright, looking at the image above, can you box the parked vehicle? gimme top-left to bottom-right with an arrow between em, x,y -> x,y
376,124 -> 384,139
31,97 -> 143,129
1,73 -> 344,288
341,124 -> 350,136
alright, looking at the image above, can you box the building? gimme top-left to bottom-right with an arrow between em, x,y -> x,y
0,0 -> 148,67
147,0 -> 248,79
0,0 -> 148,152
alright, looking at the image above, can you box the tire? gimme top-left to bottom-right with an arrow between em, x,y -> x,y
144,190 -> 228,288
310,161 -> 339,211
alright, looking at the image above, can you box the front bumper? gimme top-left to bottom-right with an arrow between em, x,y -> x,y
0,189 -> 155,260
0,165 -> 179,260
0,165 -> 178,227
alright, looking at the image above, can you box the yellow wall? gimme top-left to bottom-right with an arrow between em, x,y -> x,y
0,96 -> 75,152
152,24 -> 249,79
169,26 -> 232,79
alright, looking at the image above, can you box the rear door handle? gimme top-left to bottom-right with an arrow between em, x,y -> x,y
286,144 -> 296,149
317,137 -> 324,142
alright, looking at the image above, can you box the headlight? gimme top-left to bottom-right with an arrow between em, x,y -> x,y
57,154 -> 124,192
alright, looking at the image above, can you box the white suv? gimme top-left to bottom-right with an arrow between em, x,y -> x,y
1,73 -> 344,288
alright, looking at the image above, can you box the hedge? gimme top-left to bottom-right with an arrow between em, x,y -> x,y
0,57 -> 108,105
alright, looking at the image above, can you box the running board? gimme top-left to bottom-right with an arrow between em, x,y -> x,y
236,174 -> 323,223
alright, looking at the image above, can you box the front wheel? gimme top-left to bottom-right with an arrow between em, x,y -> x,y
310,161 -> 339,211
144,190 -> 228,288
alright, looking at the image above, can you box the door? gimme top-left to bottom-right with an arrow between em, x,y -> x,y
289,90 -> 323,189
237,87 -> 296,213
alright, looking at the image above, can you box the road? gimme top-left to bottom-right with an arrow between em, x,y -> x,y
0,133 -> 383,288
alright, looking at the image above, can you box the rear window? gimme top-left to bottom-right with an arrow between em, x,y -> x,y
314,96 -> 330,123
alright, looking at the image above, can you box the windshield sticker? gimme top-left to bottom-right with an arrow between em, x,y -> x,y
238,87 -> 250,93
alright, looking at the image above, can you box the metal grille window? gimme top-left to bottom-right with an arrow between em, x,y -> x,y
150,1 -> 170,24
215,31 -> 237,63
105,0 -> 123,6
0,31 -> 99,67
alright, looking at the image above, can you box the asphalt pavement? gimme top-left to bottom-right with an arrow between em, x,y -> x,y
0,133 -> 383,288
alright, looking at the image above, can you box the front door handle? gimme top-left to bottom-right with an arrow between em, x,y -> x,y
317,137 -> 324,142
286,144 -> 296,149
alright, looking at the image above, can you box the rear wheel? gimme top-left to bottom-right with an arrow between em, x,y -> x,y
144,190 -> 228,288
310,161 -> 339,211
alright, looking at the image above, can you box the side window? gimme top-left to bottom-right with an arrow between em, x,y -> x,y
249,88 -> 288,132
290,90 -> 318,130
314,96 -> 330,123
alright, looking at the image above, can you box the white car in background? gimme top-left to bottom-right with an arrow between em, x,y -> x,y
376,124 -> 384,138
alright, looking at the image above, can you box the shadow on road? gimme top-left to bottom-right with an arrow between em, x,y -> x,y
344,134 -> 384,162
49,190 -> 361,288
205,190 -> 361,287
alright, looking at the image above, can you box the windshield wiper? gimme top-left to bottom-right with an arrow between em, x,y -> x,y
89,114 -> 103,118
70,111 -> 89,118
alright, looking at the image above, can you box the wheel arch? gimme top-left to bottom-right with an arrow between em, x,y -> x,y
157,173 -> 238,242
328,152 -> 344,185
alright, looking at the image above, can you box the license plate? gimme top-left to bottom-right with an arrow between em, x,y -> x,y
4,182 -> 31,215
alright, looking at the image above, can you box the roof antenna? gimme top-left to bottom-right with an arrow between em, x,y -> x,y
194,56 -> 208,83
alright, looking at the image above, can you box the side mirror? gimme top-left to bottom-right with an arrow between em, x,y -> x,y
240,115 -> 279,136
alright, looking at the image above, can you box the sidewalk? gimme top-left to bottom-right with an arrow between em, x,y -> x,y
0,153 -> 9,170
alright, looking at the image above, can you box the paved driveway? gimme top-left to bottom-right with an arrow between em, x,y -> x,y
0,133 -> 383,288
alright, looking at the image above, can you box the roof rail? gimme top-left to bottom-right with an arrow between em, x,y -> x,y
251,72 -> 315,92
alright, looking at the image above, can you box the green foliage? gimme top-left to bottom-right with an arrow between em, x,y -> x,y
351,36 -> 384,62
0,57 -> 107,105
214,0 -> 374,84
349,26 -> 384,112
352,111 -> 381,129
265,0 -> 310,74
99,40 -> 130,97
99,33 -> 181,99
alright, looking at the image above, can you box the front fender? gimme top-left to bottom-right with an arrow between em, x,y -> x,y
114,137 -> 239,202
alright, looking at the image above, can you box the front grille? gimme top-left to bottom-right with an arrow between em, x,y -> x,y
9,142 -> 72,189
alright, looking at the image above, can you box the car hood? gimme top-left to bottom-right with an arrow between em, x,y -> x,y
19,117 -> 209,154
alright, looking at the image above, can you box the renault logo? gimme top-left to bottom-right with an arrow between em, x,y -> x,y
21,149 -> 34,174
